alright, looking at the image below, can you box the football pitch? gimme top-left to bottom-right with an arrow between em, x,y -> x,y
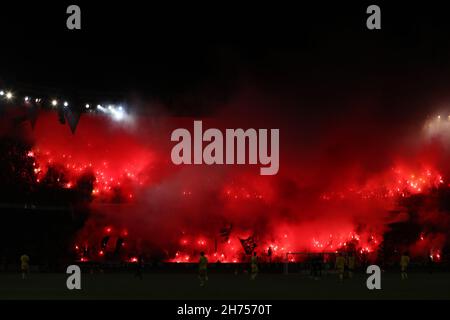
1,271 -> 450,300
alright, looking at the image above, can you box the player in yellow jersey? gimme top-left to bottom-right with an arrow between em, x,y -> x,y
20,254 -> 30,279
250,252 -> 258,280
400,252 -> 410,280
198,251 -> 208,286
335,253 -> 346,282
347,252 -> 356,279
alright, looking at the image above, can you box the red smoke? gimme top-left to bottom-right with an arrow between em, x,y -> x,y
10,97 -> 450,263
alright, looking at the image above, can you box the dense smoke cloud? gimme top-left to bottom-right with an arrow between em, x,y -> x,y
1,84 -> 450,262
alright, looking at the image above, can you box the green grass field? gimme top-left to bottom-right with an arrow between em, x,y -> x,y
1,271 -> 449,300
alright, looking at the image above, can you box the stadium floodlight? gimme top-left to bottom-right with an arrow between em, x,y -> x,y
85,104 -> 90,109
51,99 -> 58,107
5,92 -> 13,100
24,96 -> 30,102
64,101 -> 69,107
111,108 -> 125,121
0,90 -> 4,96
97,104 -> 107,112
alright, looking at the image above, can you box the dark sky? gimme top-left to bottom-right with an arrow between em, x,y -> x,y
1,2 -> 450,115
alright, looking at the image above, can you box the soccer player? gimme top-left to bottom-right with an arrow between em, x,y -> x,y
199,251 -> 208,286
311,254 -> 323,280
427,254 -> 434,275
335,253 -> 346,282
134,254 -> 144,280
347,252 -> 356,279
400,252 -> 410,280
250,252 -> 258,280
20,254 -> 30,279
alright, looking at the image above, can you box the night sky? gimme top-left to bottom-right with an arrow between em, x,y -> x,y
2,2 -> 450,116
